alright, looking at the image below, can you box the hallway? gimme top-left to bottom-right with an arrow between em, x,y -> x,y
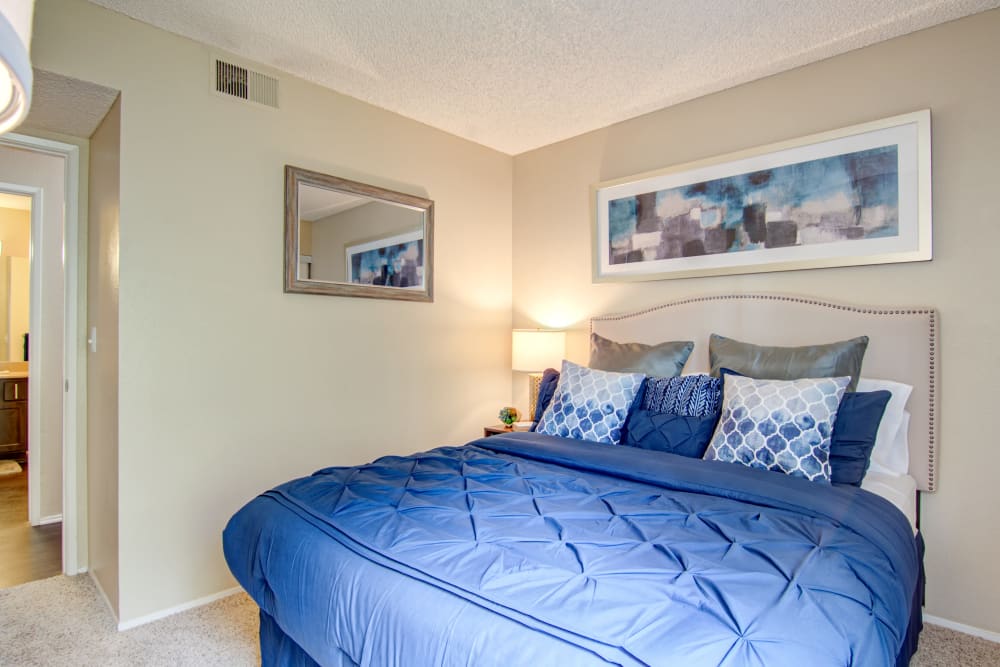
0,463 -> 61,588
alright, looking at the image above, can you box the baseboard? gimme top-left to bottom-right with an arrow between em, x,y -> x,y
117,586 -> 243,632
89,570 -> 119,625
35,514 -> 62,526
924,614 -> 1000,644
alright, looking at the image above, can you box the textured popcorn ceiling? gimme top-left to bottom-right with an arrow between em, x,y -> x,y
89,0 -> 999,155
22,69 -> 119,138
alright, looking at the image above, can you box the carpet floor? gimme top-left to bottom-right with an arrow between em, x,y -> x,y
0,574 -> 997,666
0,575 -> 258,666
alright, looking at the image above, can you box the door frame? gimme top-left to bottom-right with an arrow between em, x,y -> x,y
0,132 -> 83,575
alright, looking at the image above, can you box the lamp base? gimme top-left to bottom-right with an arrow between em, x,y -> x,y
528,373 -> 543,421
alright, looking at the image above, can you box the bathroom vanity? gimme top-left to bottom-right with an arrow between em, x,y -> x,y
0,375 -> 27,463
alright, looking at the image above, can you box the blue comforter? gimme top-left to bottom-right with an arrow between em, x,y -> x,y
224,432 -> 919,666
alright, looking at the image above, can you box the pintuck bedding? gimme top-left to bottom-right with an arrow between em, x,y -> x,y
223,431 -> 923,667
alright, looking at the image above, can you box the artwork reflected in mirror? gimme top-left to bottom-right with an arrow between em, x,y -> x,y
285,166 -> 433,301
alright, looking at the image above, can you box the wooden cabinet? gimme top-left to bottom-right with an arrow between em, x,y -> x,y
0,378 -> 27,462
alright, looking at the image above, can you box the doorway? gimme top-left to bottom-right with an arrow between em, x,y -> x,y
0,188 -> 57,587
0,133 -> 83,585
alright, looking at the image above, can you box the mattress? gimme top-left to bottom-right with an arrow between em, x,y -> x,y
863,471 -> 919,532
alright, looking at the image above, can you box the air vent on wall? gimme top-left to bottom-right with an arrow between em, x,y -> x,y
213,57 -> 279,109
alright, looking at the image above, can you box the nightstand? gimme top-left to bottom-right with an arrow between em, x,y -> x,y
483,423 -> 534,437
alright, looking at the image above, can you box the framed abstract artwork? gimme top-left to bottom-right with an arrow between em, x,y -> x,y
592,110 -> 931,282
345,229 -> 425,290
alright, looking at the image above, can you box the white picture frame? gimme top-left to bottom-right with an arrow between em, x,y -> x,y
592,110 -> 932,282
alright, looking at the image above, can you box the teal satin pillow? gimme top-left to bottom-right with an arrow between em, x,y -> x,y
708,333 -> 869,392
589,333 -> 694,377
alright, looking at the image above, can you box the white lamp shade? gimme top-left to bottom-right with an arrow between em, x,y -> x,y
0,0 -> 34,135
512,330 -> 566,372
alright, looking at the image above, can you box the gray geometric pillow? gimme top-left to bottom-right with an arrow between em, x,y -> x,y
590,333 -> 693,377
708,334 -> 868,392
704,374 -> 850,483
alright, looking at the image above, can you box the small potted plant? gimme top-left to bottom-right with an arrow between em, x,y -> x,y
498,406 -> 519,427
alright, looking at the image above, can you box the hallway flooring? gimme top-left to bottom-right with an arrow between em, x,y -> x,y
0,464 -> 61,589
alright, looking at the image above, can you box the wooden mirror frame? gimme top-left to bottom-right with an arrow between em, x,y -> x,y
284,165 -> 434,302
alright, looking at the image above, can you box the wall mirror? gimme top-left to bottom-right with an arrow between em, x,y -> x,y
284,165 -> 434,302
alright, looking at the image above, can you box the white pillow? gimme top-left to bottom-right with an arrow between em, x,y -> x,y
861,470 -> 918,532
881,411 -> 911,476
856,377 -> 912,477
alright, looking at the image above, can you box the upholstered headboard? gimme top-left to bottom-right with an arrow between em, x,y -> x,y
591,294 -> 939,492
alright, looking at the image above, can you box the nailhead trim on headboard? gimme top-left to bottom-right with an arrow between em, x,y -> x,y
927,310 -> 936,490
591,294 -> 939,491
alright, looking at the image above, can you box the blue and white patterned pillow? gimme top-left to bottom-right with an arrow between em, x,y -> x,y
642,374 -> 723,417
536,360 -> 644,445
704,374 -> 849,482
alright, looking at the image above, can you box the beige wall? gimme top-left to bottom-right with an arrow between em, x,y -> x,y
310,201 -> 423,283
6,257 -> 29,362
0,208 -> 31,362
513,10 -> 1000,634
298,219 -> 312,256
34,0 -> 513,625
0,144 -> 65,522
0,206 -> 30,257
0,208 -> 31,361
87,95 -> 120,616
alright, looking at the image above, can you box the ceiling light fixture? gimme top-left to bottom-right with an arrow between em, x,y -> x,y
0,0 -> 34,135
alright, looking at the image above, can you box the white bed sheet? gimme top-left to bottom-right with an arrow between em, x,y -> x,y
861,471 -> 918,533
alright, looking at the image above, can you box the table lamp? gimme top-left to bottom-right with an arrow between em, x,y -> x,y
512,329 -> 566,420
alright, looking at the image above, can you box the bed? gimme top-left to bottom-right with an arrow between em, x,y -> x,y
224,294 -> 937,666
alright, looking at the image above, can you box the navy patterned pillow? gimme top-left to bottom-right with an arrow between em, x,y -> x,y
642,375 -> 723,417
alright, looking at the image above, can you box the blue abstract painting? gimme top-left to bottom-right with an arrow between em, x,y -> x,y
607,145 -> 899,265
349,238 -> 424,288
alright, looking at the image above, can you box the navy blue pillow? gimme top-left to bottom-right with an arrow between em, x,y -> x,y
624,410 -> 718,458
620,374 -> 723,457
531,368 -> 561,427
830,390 -> 891,486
